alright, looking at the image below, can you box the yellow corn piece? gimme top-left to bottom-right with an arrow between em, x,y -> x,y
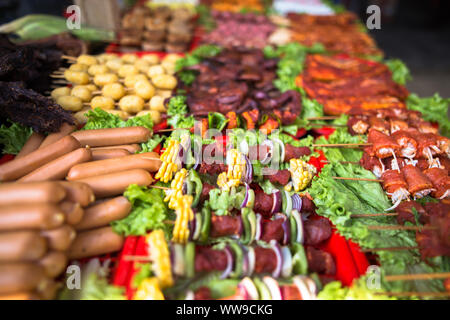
164,169 -> 188,206
155,140 -> 181,183
289,159 -> 317,192
134,277 -> 165,300
146,230 -> 173,288
172,195 -> 193,244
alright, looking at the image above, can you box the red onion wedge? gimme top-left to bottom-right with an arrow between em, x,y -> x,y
263,276 -> 282,300
269,239 -> 283,278
291,193 -> 302,212
241,183 -> 250,208
239,277 -> 259,300
271,138 -> 285,163
221,246 -> 234,279
247,246 -> 255,276
260,140 -> 274,165
244,155 -> 253,184
271,190 -> 282,214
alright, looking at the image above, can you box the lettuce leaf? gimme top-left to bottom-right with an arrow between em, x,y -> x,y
406,93 -> 450,137
111,184 -> 172,237
140,134 -> 165,153
385,59 -> 412,85
318,277 -> 397,300
315,127 -> 364,163
0,121 -> 33,155
83,107 -> 153,130
167,95 -> 195,129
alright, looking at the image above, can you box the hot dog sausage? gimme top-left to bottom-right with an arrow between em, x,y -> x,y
68,226 -> 124,260
0,263 -> 46,295
0,182 -> 66,205
16,132 -> 45,159
77,169 -> 153,198
38,251 -> 68,278
71,127 -> 151,147
59,181 -> 95,207
0,204 -> 65,231
19,148 -> 92,182
91,148 -> 130,161
41,225 -> 76,251
93,144 -> 142,153
0,136 -> 80,181
60,201 -> 84,225
36,279 -> 60,300
39,123 -> 76,149
75,196 -> 131,231
67,152 -> 161,180
0,231 -> 47,262
0,292 -> 40,300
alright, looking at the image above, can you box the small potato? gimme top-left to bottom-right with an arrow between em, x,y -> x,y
71,86 -> 92,102
64,70 -> 90,85
121,53 -> 138,64
119,95 -> 145,113
147,65 -> 165,78
102,83 -> 126,100
137,110 -> 161,124
105,109 -> 130,120
118,64 -> 139,78
124,74 -> 148,88
151,74 -> 177,90
97,53 -> 117,63
106,58 -> 123,71
161,61 -> 176,75
88,64 -> 109,76
163,53 -> 182,64
84,84 -> 98,92
149,95 -> 166,112
134,80 -> 155,100
77,55 -> 98,66
91,96 -> 115,110
73,107 -> 91,125
69,63 -> 89,72
141,54 -> 160,65
93,73 -> 119,87
56,95 -> 83,112
51,87 -> 71,100
155,89 -> 172,98
134,59 -> 150,73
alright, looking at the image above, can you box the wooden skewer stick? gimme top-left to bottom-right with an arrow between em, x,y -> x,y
306,116 -> 339,121
384,272 -> 450,282
351,213 -> 398,218
141,156 -> 162,161
309,123 -> 347,127
50,74 -> 65,79
148,185 -> 170,190
61,55 -> 77,61
367,225 -> 436,231
155,128 -> 176,133
123,255 -> 152,262
332,176 -> 383,182
312,143 -> 372,147
361,246 -> 419,252
377,292 -> 450,297
320,160 -> 360,165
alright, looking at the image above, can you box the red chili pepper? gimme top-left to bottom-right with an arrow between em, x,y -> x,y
112,236 -> 139,287
215,135 -> 229,154
347,240 -> 370,276
153,119 -> 168,132
308,150 -> 327,173
153,143 -> 162,154
312,127 -> 336,139
295,128 -> 307,139
125,235 -> 148,299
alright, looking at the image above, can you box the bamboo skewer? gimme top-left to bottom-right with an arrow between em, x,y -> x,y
313,143 -> 372,147
377,292 -> 450,297
384,272 -> 450,282
61,55 -> 77,61
367,225 -> 436,231
361,246 -> 419,252
351,213 -> 398,218
332,176 -> 383,182
306,116 -> 339,121
148,185 -> 170,190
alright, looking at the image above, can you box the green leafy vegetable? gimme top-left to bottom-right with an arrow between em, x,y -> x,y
166,95 -> 195,129
208,112 -> 229,131
140,134 -> 165,153
208,186 -> 249,216
318,277 -> 396,300
83,107 -> 153,130
112,184 -> 171,237
81,273 -> 126,300
0,121 -> 33,155
132,263 -> 153,289
315,127 -> 364,163
406,93 -> 450,137
385,59 -> 412,85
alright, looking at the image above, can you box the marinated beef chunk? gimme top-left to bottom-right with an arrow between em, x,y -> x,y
198,162 -> 227,175
304,218 -> 332,245
200,182 -> 215,203
260,219 -> 284,243
194,287 -> 212,300
300,196 -> 316,213
306,246 -> 336,275
253,189 -> 273,217
264,169 -> 291,186
396,201 -> 428,225
281,285 -> 302,300
195,247 -> 228,272
210,214 -> 241,238
284,144 -> 312,161
254,247 -> 277,274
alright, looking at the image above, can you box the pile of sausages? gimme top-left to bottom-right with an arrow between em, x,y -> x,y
0,123 -> 163,299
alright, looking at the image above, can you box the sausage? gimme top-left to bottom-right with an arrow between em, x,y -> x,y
41,225 -> 76,251
0,204 -> 65,231
91,148 -> 130,161
68,226 -> 124,260
0,263 -> 46,295
59,181 -> 95,207
39,123 -> 76,149
0,292 -> 40,300
36,279 -> 60,300
67,152 -> 161,180
0,136 -> 80,181
15,132 -> 45,159
0,182 -> 66,205
60,201 -> 84,225
93,144 -> 142,153
38,251 -> 68,278
75,196 -> 132,231
77,169 -> 153,198
0,231 -> 47,262
19,148 -> 92,182
71,127 -> 151,148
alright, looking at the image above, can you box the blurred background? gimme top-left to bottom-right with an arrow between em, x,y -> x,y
0,0 -> 449,97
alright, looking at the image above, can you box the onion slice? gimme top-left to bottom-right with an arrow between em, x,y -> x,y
244,155 -> 253,184
247,246 -> 255,276
281,246 -> 293,278
283,190 -> 292,215
241,183 -> 250,208
262,276 -> 282,300
270,239 -> 283,278
239,277 -> 259,300
291,194 -> 303,212
260,140 -> 274,165
271,190 -> 282,214
220,246 -> 234,279
255,214 -> 262,241
271,138 -> 285,163
291,210 -> 304,244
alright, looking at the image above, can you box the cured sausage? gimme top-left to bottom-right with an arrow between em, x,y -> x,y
0,292 -> 40,300
77,169 -> 153,198
0,263 -> 46,295
39,123 -> 77,149
423,167 -> 450,199
38,251 -> 68,278
402,164 -> 434,198
0,136 -> 80,181
91,148 -> 130,161
0,231 -> 47,262
19,148 -> 92,182
59,181 -> 95,207
0,204 -> 65,231
60,201 -> 84,225
41,225 -> 76,251
367,129 -> 400,159
71,127 -> 151,147
36,279 -> 60,300
67,152 -> 161,180
15,132 -> 45,159
67,226 -> 124,260
92,144 -> 142,153
0,182 -> 66,205
75,196 -> 131,231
